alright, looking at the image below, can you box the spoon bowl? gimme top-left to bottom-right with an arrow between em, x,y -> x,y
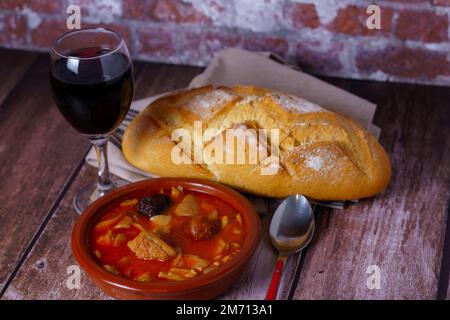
265,194 -> 315,300
269,194 -> 315,254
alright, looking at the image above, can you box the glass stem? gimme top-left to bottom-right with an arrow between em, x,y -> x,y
91,137 -> 114,196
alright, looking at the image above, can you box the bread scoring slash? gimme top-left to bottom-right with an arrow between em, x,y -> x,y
122,85 -> 391,201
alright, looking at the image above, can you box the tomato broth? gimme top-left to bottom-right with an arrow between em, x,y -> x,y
90,186 -> 246,282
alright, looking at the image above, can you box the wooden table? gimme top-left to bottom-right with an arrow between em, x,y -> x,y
0,48 -> 449,300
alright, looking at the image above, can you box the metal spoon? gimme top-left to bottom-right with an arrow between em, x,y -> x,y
265,194 -> 315,300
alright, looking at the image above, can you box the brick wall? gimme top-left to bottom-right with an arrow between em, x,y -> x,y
2,0 -> 450,86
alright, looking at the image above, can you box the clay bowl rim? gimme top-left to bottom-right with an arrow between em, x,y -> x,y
71,177 -> 261,295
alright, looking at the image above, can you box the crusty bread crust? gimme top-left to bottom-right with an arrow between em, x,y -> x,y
123,85 -> 391,200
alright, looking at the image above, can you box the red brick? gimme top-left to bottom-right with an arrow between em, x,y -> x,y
29,0 -> 62,13
124,0 -> 210,24
153,0 -> 211,24
284,3 -> 320,29
0,0 -> 24,10
31,18 -> 132,50
83,23 -> 132,53
390,0 -> 428,2
182,31 -> 242,64
75,0 -> 122,19
356,45 -> 449,79
123,0 -> 155,20
136,27 -> 177,59
242,36 -> 289,58
296,41 -> 342,73
328,5 -> 393,36
0,0 -> 61,13
31,18 -> 65,47
432,0 -> 450,5
0,14 -> 27,45
395,10 -> 448,43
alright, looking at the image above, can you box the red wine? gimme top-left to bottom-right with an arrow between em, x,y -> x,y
50,47 -> 134,135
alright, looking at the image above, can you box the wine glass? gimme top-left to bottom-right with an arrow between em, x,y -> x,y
50,28 -> 134,214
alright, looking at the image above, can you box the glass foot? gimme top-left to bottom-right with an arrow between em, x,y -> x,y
73,177 -> 129,214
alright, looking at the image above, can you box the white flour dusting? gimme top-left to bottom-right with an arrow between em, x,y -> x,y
270,93 -> 326,114
237,95 -> 260,105
306,155 -> 324,171
185,89 -> 235,116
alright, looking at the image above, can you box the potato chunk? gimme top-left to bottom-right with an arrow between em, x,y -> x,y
158,268 -> 197,281
221,216 -> 229,229
169,267 -> 197,278
175,194 -> 199,216
120,198 -> 138,206
96,230 -> 114,246
170,186 -> 181,199
114,216 -> 133,229
95,214 -> 122,230
214,238 -> 229,255
113,233 -> 127,246
184,255 -> 210,271
103,264 -> 120,275
134,272 -> 151,282
158,271 -> 184,281
127,231 -> 176,261
150,215 -> 172,234
236,213 -> 243,225
208,209 -> 219,221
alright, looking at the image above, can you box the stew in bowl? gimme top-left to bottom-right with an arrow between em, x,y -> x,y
72,178 -> 261,299
91,185 -> 246,282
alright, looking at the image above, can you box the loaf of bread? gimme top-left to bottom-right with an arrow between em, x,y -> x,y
123,85 -> 391,200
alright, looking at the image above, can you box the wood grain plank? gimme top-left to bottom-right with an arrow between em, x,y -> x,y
0,49 -> 37,106
0,55 -> 91,292
133,62 -> 202,100
292,81 -> 450,300
1,64 -> 205,300
2,165 -> 112,300
441,202 -> 450,300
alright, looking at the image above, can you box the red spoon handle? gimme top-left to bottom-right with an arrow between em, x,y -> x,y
265,258 -> 285,300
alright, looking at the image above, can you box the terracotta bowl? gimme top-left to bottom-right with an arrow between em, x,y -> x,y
71,178 -> 261,300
